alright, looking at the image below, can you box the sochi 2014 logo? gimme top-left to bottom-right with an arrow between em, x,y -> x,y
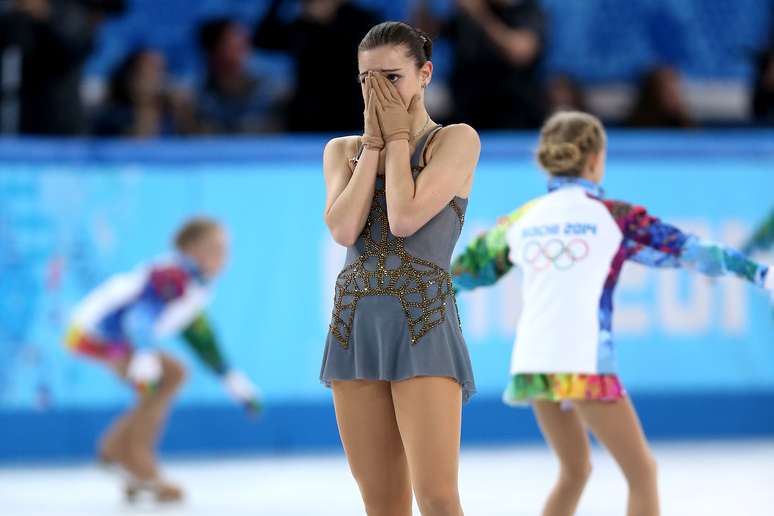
522,239 -> 590,271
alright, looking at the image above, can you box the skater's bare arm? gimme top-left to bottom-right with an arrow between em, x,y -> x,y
384,124 -> 479,237
323,137 -> 379,246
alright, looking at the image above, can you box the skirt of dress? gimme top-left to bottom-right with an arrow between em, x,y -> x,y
320,296 -> 476,402
503,373 -> 626,407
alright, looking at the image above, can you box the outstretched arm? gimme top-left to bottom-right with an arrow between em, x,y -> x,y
182,314 -> 261,413
451,201 -> 536,292
743,208 -> 774,255
181,313 -> 228,375
608,200 -> 771,289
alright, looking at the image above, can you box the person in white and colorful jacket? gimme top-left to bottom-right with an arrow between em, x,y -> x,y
452,111 -> 773,516
66,217 -> 259,503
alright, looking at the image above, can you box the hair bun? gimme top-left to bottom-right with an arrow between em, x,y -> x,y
537,142 -> 583,174
535,111 -> 607,177
416,29 -> 433,61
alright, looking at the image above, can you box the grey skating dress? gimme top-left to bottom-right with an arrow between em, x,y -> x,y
320,126 -> 476,401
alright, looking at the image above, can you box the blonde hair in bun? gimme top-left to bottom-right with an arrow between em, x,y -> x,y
536,111 -> 607,176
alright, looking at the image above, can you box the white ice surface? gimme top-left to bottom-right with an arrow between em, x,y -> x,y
1,440 -> 773,516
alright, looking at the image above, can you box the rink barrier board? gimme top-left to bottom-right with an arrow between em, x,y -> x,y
2,391 -> 774,462
0,131 -> 773,164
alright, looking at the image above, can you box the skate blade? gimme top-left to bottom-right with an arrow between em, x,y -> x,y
124,481 -> 184,505
98,456 -> 133,483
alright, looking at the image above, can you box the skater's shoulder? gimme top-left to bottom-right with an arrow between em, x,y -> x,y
142,255 -> 203,302
597,197 -> 649,221
324,136 -> 361,159
436,123 -> 479,142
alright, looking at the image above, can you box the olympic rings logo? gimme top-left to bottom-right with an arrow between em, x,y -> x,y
522,238 -> 590,272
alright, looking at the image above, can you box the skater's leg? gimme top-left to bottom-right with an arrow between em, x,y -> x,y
532,400 -> 593,516
100,352 -> 187,482
332,379 -> 413,516
99,355 -> 136,464
574,398 -> 659,516
122,352 -> 187,480
391,376 -> 464,516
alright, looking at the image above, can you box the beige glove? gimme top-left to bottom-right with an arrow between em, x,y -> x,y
361,78 -> 384,150
372,74 -> 418,144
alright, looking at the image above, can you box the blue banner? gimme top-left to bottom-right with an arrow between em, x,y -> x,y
0,133 -> 772,417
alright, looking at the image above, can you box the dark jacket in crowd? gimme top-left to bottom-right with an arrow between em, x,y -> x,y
446,0 -> 546,129
0,2 -> 98,135
254,0 -> 379,133
752,48 -> 774,126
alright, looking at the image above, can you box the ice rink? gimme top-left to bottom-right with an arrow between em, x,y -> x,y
2,440 -> 772,516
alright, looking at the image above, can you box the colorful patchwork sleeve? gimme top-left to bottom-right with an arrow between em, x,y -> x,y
606,200 -> 769,287
181,313 -> 229,376
451,200 -> 536,292
743,208 -> 774,255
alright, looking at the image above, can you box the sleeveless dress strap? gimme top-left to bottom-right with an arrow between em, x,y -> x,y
349,140 -> 365,169
409,124 -> 465,227
411,125 -> 443,170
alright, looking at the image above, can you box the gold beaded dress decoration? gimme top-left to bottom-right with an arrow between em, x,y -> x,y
329,127 -> 465,349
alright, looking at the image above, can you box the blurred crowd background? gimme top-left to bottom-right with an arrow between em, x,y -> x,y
0,0 -> 773,138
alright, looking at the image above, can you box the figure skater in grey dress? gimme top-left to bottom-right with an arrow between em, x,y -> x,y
320,21 -> 480,516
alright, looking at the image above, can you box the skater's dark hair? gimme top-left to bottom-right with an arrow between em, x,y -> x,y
174,217 -> 222,251
358,21 -> 432,68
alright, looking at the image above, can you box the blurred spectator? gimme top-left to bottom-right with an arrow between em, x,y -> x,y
0,0 -> 124,135
752,46 -> 774,125
253,0 -> 379,133
624,66 -> 695,128
93,49 -> 182,138
196,18 -> 283,134
546,74 -> 587,114
418,0 -> 547,129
